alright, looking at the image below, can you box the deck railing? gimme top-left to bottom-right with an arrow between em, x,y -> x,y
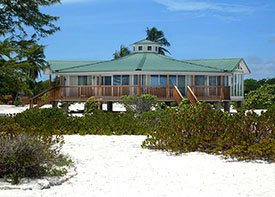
30,85 -> 231,108
190,86 -> 230,100
58,85 -> 174,99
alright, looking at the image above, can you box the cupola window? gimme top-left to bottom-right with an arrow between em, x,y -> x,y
138,46 -> 143,51
147,46 -> 152,51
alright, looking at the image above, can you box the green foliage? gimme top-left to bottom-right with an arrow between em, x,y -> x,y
13,108 -> 69,134
142,103 -> 275,162
0,0 -> 59,99
121,94 -> 157,113
0,130 -> 65,184
84,97 -> 102,115
13,100 -> 23,106
0,0 -> 60,39
146,27 -> 171,55
178,98 -> 190,108
113,45 -> 131,59
244,77 -> 275,94
243,84 -> 275,109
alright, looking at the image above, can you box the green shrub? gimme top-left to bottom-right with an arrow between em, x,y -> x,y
0,131 -> 66,184
142,103 -> 275,162
84,97 -> 102,115
13,100 -> 23,106
121,94 -> 157,113
243,84 -> 275,109
13,108 -> 69,134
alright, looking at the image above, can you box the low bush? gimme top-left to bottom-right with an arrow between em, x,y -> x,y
84,97 -> 102,115
121,94 -> 157,113
243,84 -> 275,109
0,130 -> 66,184
13,100 -> 23,106
142,103 -> 275,162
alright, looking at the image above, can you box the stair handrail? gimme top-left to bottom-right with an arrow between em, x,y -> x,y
172,84 -> 184,104
187,85 -> 199,104
30,86 -> 57,108
30,86 -> 56,101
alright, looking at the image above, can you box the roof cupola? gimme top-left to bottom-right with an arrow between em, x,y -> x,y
131,39 -> 161,53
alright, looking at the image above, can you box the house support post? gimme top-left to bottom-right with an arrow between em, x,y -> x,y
52,101 -> 58,108
237,101 -> 242,108
107,102 -> 113,112
224,101 -> 230,112
215,102 -> 222,109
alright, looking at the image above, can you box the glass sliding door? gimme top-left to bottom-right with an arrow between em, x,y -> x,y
160,75 -> 167,86
78,76 -> 88,85
150,75 -> 159,85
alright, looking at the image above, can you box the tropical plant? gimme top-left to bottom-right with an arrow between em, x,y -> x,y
0,0 -> 60,39
113,45 -> 131,59
121,94 -> 158,113
146,27 -> 171,55
84,97 -> 102,115
243,84 -> 275,109
0,0 -> 60,100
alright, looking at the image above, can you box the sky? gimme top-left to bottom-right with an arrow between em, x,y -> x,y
38,0 -> 274,80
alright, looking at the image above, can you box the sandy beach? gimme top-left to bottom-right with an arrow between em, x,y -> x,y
0,105 -> 274,196
0,135 -> 274,197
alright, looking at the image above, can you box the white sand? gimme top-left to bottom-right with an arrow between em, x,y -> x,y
1,135 -> 274,197
0,105 -> 274,196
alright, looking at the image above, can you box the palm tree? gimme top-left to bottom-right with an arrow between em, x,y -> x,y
113,45 -> 131,59
146,27 -> 171,55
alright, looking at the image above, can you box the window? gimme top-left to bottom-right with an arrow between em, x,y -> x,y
169,75 -> 176,85
209,76 -> 221,86
178,75 -> 185,96
104,76 -> 111,85
133,47 -> 136,52
113,75 -> 129,85
138,46 -> 143,51
160,75 -> 167,85
151,75 -> 159,85
147,46 -> 152,51
78,76 -> 87,85
113,75 -> 121,85
122,75 -> 129,85
155,47 -> 158,52
195,76 -> 205,86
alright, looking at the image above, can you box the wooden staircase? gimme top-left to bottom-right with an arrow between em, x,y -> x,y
172,84 -> 199,105
30,87 -> 59,109
186,85 -> 199,105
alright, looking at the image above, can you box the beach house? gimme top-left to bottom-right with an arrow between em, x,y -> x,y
31,39 -> 251,111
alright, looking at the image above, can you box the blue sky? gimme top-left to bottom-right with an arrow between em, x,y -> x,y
39,0 -> 274,80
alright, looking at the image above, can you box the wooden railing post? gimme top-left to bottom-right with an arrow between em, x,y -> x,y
99,74 -> 102,97
167,75 -> 170,98
221,76 -> 224,99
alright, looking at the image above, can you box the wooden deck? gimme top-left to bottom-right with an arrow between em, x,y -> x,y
30,85 -> 231,108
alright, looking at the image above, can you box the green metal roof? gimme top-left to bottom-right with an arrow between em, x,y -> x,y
132,39 -> 160,45
48,60 -> 101,72
184,58 -> 242,72
49,53 -> 244,73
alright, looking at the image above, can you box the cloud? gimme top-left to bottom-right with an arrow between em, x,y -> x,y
153,0 -> 254,13
246,55 -> 275,79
